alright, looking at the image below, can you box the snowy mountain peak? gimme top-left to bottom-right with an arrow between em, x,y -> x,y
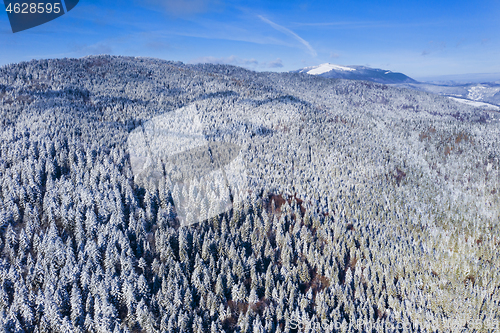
306,63 -> 356,75
293,63 -> 416,84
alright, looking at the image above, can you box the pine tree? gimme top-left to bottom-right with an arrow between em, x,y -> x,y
249,287 -> 259,305
70,284 -> 84,328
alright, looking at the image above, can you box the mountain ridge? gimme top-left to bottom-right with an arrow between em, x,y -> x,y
293,63 -> 417,84
294,62 -> 500,107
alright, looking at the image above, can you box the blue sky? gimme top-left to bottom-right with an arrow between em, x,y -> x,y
1,0 -> 499,78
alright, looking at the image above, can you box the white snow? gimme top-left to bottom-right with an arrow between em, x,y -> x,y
467,85 -> 487,101
307,63 -> 356,75
448,97 -> 500,110
466,84 -> 500,101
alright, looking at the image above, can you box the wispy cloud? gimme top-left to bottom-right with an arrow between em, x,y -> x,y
189,56 -> 285,70
258,15 -> 317,57
70,41 -> 113,55
24,51 -> 76,60
292,20 -> 450,29
144,40 -> 170,51
138,0 -> 221,16
265,58 -> 283,68
455,38 -> 466,48
189,55 -> 259,68
293,21 -> 380,27
150,27 -> 295,48
422,41 -> 447,56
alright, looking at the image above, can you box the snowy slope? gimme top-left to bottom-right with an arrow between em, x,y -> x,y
448,96 -> 500,110
296,64 -> 500,106
397,82 -> 500,106
306,63 -> 356,75
294,63 -> 417,84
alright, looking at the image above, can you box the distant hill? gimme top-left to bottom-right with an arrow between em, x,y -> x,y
415,72 -> 500,84
395,81 -> 500,107
293,63 -> 417,84
295,63 -> 500,107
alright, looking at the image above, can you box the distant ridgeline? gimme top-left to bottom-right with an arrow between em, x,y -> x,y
295,63 -> 500,107
293,63 -> 418,84
0,56 -> 499,332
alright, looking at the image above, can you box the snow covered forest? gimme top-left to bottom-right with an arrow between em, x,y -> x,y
0,55 -> 499,332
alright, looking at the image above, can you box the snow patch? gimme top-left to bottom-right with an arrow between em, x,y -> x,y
307,63 -> 356,75
466,85 -> 500,101
448,97 -> 500,110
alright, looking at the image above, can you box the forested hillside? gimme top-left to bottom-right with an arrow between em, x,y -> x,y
0,55 -> 498,332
